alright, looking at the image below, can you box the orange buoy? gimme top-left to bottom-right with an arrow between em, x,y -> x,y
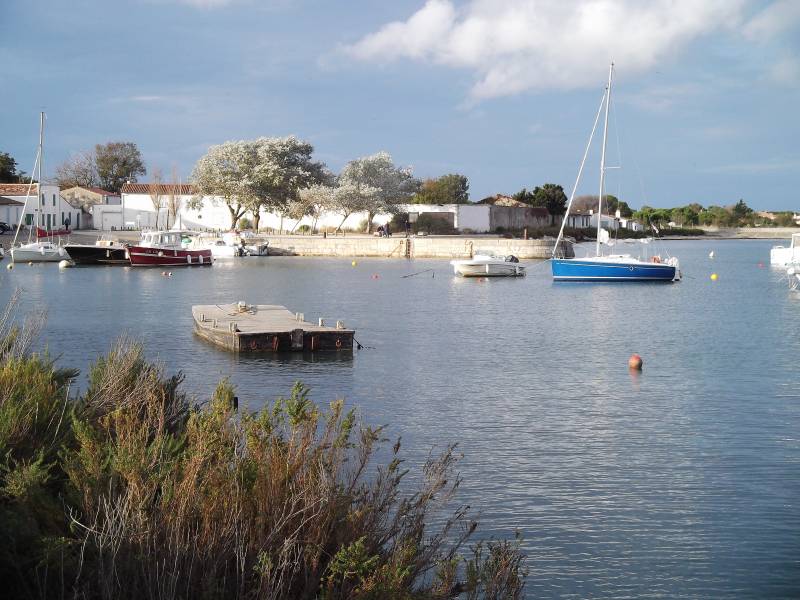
628,353 -> 643,370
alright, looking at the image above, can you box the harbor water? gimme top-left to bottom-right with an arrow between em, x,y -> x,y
1,239 -> 797,598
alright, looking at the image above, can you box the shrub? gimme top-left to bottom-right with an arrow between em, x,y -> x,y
0,295 -> 526,599
414,213 -> 457,235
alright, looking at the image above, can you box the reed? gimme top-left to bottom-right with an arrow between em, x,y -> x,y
0,297 -> 525,599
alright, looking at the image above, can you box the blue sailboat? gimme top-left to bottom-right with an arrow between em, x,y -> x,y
551,64 -> 680,283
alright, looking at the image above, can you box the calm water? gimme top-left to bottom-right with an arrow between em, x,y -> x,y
1,239 -> 798,598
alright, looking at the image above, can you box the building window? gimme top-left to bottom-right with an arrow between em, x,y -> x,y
61,211 -> 64,224
41,194 -> 44,206
53,194 -> 56,206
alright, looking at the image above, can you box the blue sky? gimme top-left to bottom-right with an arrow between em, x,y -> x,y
1,0 -> 798,210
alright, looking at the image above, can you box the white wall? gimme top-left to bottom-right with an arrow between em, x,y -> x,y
590,213 -> 620,231
455,204 -> 490,232
111,194 -> 496,233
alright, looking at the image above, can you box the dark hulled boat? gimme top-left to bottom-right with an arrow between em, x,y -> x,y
64,240 -> 130,265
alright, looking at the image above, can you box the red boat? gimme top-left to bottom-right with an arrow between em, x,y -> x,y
36,226 -> 70,238
128,230 -> 213,267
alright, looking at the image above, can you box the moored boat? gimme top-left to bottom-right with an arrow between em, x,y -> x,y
64,239 -> 129,265
11,241 -> 68,263
550,63 -> 680,283
770,233 -> 800,266
451,251 -> 525,277
128,230 -> 212,267
552,254 -> 679,281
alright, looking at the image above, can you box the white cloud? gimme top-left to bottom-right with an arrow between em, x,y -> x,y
344,0 -> 747,100
743,0 -> 800,40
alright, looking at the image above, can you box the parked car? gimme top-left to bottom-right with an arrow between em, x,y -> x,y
0,222 -> 10,234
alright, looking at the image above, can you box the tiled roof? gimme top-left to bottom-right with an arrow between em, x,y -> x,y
0,183 -> 38,196
122,183 -> 194,194
0,196 -> 24,205
63,186 -> 118,196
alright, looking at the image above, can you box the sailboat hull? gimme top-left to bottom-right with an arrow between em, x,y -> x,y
551,258 -> 677,282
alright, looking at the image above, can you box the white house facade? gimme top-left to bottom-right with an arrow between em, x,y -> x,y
589,212 -> 620,231
0,183 -> 83,230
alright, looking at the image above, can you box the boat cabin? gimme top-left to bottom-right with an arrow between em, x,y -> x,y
138,230 -> 195,249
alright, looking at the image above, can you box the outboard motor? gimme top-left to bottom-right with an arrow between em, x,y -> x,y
505,255 -> 519,263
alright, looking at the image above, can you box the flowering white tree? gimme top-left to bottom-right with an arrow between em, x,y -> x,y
189,141 -> 253,229
245,136 -> 329,231
338,152 -> 419,233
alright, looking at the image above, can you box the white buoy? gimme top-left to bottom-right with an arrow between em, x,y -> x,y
6,263 -> 13,270
709,251 -> 715,259
58,259 -> 73,269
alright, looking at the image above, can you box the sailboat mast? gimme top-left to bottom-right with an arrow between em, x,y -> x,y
39,112 -> 44,235
596,63 -> 614,256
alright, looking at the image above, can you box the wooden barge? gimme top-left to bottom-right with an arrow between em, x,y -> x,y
192,303 -> 354,353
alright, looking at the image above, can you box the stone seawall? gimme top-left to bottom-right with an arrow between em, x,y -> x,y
258,235 -> 573,259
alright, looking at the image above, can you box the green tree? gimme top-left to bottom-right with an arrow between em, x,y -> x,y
731,199 -> 752,222
602,194 -> 633,218
532,183 -> 568,219
0,152 -> 20,183
95,141 -> 146,193
412,173 -> 469,204
512,188 -> 535,204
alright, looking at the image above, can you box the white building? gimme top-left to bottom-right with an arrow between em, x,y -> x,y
589,212 -> 620,231
0,183 -> 83,230
619,217 -> 644,232
103,184 -> 560,234
565,209 -> 592,228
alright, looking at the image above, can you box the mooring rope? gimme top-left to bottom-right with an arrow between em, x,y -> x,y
402,268 -> 435,278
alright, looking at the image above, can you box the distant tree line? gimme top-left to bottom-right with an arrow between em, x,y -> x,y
633,199 -> 793,228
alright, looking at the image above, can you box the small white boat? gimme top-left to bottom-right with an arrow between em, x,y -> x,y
191,233 -> 269,257
451,251 -> 526,277
770,233 -> 800,266
11,241 -> 68,262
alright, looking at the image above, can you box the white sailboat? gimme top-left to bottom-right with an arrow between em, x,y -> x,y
10,112 -> 68,263
551,63 -> 680,282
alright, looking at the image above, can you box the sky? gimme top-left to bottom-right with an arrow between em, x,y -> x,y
1,0 -> 798,210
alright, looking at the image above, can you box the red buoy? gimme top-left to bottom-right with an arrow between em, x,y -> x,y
628,353 -> 643,370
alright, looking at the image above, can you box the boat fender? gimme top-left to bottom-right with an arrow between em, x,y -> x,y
335,338 -> 342,349
651,256 -> 661,263
249,339 -> 258,351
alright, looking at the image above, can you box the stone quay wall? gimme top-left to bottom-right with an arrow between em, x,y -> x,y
258,235 -> 573,259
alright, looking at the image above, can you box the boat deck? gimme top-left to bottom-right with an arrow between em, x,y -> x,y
192,303 -> 354,353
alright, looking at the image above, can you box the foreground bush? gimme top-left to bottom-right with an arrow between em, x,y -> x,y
0,296 -> 525,599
